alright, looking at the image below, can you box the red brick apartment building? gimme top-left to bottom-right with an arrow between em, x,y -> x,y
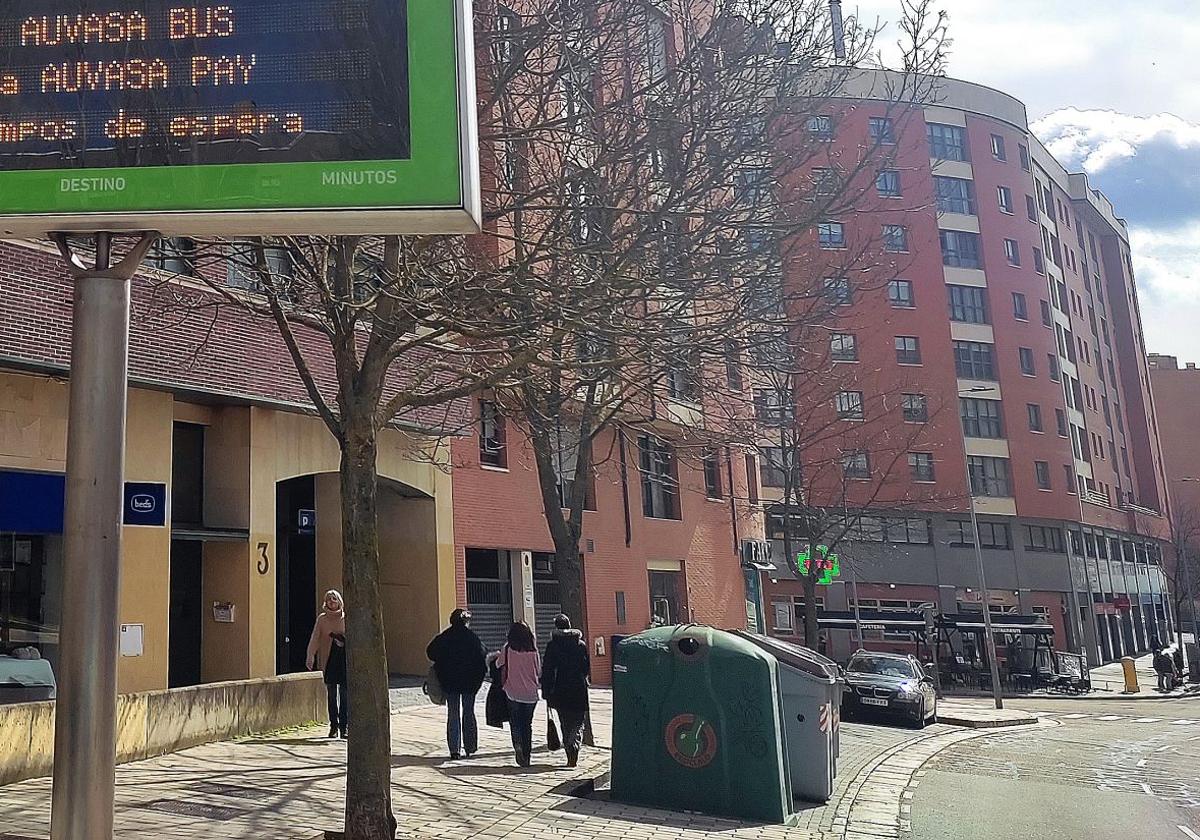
752,73 -> 1174,666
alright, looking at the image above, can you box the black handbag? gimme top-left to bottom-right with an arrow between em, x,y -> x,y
547,709 -> 562,751
485,656 -> 509,728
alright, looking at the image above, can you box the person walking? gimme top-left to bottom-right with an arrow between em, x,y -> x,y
497,620 -> 540,767
306,589 -> 348,738
426,608 -> 488,760
541,614 -> 591,768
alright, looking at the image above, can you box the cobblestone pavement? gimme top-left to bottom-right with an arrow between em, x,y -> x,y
0,691 -> 1010,840
907,695 -> 1200,840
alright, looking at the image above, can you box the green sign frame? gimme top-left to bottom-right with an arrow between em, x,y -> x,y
0,0 -> 480,236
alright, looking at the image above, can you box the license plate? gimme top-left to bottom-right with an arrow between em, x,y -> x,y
860,697 -> 888,707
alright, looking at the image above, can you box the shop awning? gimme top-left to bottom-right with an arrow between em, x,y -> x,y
816,609 -> 927,632
937,613 -> 1053,634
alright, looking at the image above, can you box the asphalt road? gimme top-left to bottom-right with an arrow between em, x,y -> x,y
908,695 -> 1200,840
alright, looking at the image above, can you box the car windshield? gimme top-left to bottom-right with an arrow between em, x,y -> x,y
847,656 -> 917,679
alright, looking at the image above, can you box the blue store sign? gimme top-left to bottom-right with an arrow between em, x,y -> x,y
124,482 -> 167,527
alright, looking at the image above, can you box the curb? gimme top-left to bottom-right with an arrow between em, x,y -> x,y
937,713 -> 1038,729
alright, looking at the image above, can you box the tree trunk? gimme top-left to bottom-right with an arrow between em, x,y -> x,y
556,542 -> 585,633
339,430 -> 396,840
803,569 -> 818,649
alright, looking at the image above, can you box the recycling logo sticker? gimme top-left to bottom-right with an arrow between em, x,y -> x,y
664,713 -> 718,769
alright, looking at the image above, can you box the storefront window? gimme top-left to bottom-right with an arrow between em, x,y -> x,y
0,533 -> 63,674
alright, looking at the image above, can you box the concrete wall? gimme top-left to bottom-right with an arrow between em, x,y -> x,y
0,672 -> 325,787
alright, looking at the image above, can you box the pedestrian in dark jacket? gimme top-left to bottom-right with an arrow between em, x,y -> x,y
1153,647 -> 1174,691
427,609 -> 488,759
541,614 -> 591,767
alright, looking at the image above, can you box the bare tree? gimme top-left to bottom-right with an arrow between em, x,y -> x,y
473,0 -> 949,630
1163,502 -> 1200,655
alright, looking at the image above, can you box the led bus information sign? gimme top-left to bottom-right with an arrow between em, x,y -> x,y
0,1 -> 479,235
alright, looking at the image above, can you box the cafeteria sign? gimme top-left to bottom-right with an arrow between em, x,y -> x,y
0,0 -> 479,235
797,544 -> 840,585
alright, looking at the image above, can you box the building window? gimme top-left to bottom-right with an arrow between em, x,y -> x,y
823,276 -> 852,305
934,176 -> 975,214
949,520 -> 1010,549
492,5 -> 520,65
1040,299 -> 1053,327
150,236 -> 197,275
724,341 -> 743,391
947,284 -> 988,324
990,134 -> 1007,161
1026,193 -> 1038,222
1033,247 -> 1045,274
754,389 -> 793,425
967,456 -> 1011,497
703,451 -> 723,499
1012,292 -> 1028,321
1064,465 -> 1076,493
760,447 -> 789,488
876,170 -> 901,198
997,185 -> 1014,214
1018,347 -> 1036,376
479,400 -> 507,467
1025,524 -> 1064,552
902,393 -> 928,423
1033,460 -> 1051,490
819,222 -> 846,249
869,116 -> 895,144
1003,238 -> 1021,266
639,435 -> 680,519
940,230 -> 982,268
1048,354 -> 1060,382
882,224 -> 909,252
812,167 -> 839,196
835,390 -> 865,420
887,279 -> 914,308
960,397 -> 1003,439
226,240 -> 294,291
745,454 -> 759,503
928,123 -> 968,161
831,332 -> 858,362
953,340 -> 995,379
807,115 -> 834,139
909,452 -> 935,482
644,9 -> 669,83
1018,143 -> 1031,171
1027,403 -> 1043,432
1055,408 -> 1068,437
842,450 -> 871,479
895,336 -> 921,365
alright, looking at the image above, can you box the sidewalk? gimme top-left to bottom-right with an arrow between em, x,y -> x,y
1087,650 -> 1197,697
0,689 -> 1032,840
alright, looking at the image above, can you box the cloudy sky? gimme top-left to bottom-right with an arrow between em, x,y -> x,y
853,0 -> 1200,361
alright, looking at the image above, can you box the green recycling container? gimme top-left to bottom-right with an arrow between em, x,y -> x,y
611,625 -> 794,823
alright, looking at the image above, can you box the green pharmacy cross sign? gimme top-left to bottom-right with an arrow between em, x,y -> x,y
797,545 -> 840,585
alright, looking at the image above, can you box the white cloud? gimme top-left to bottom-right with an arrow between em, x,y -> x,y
1129,224 -> 1200,360
1032,109 -> 1200,172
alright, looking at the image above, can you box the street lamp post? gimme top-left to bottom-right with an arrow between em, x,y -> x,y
959,385 -> 1005,710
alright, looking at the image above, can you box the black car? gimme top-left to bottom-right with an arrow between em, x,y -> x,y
840,651 -> 937,728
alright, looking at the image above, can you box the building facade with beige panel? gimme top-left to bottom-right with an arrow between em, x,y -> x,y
0,241 -> 457,694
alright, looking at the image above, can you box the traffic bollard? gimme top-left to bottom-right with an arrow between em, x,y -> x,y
1120,656 -> 1139,693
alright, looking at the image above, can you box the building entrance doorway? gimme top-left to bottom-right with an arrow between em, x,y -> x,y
276,476 -> 317,674
168,539 -> 203,688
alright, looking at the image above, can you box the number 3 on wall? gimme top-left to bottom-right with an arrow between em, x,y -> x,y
256,542 -> 270,575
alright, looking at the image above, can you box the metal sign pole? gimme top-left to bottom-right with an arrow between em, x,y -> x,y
48,232 -> 157,840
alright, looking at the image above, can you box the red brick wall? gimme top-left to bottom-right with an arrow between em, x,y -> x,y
0,241 -> 468,433
451,403 -> 761,683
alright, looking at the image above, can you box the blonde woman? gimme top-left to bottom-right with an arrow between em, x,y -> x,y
306,589 -> 348,738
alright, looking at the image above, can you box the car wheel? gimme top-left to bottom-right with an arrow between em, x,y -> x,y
912,702 -> 926,729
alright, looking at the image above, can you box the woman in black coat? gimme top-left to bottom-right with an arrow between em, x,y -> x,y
540,614 -> 591,767
427,608 -> 488,759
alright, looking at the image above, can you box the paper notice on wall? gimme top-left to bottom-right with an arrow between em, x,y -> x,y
119,624 -> 144,657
